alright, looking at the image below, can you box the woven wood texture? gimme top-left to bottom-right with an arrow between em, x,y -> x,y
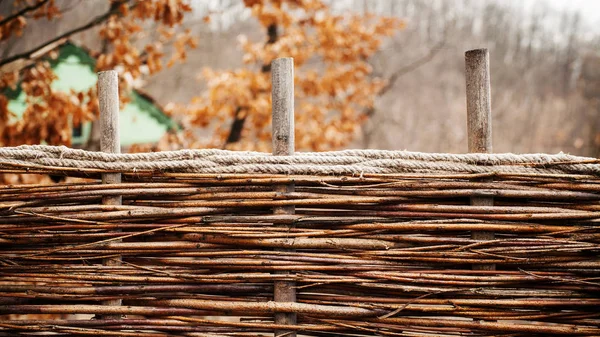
0,147 -> 599,336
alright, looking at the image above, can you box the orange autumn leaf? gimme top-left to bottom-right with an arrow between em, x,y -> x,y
0,0 -> 197,151
177,0 -> 402,151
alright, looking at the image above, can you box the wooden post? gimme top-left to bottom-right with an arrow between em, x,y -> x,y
98,70 -> 122,314
271,57 -> 296,337
465,49 -> 495,271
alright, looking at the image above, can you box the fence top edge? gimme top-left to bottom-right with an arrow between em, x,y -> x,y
0,144 -> 598,177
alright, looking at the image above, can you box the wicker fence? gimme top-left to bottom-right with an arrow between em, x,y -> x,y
1,146 -> 600,336
1,53 -> 599,336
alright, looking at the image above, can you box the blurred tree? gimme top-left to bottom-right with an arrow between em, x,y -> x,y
173,0 -> 402,151
0,0 -> 197,147
1,0 -> 401,153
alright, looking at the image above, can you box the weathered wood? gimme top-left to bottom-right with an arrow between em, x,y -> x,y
98,70 -> 123,312
99,70 -> 122,192
271,57 -> 297,337
465,49 -> 495,271
465,49 -> 492,154
2,165 -> 600,335
272,58 -> 294,156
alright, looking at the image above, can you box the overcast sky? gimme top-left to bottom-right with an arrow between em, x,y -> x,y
542,0 -> 600,26
547,0 -> 600,15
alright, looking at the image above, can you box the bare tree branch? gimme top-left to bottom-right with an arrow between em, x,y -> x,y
362,39 -> 445,122
361,39 -> 445,148
0,0 -> 49,27
377,39 -> 446,97
0,0 -> 133,67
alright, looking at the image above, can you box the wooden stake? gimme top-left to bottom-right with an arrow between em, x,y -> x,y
98,70 -> 123,314
271,57 -> 296,337
465,49 -> 492,153
465,49 -> 495,271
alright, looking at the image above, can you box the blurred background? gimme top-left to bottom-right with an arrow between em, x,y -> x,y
0,0 -> 599,156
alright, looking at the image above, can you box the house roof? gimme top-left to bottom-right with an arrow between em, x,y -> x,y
2,40 -> 180,146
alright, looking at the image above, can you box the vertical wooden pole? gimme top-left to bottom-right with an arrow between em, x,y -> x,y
465,49 -> 492,154
98,70 -> 122,314
465,49 -> 495,271
271,57 -> 296,337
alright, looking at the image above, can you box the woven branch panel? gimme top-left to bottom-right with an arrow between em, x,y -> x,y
0,146 -> 599,336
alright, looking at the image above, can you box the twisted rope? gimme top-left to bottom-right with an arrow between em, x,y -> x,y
0,145 -> 599,176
